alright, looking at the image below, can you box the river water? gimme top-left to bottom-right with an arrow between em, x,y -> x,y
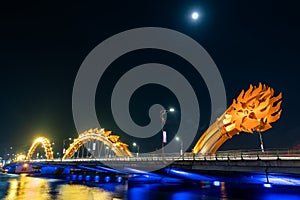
1,173 -> 300,200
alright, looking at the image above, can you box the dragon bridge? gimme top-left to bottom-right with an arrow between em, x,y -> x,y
63,128 -> 133,159
193,83 -> 282,154
26,137 -> 54,160
23,84 -> 282,159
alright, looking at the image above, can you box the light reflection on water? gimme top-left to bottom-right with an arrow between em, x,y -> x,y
2,174 -> 119,200
1,173 -> 300,200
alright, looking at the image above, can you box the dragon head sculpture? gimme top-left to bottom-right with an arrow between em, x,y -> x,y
193,83 -> 282,154
224,83 -> 282,134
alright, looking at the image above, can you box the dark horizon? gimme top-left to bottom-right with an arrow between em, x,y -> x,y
1,0 -> 300,155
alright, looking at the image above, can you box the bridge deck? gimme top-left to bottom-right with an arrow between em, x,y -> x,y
15,150 -> 300,174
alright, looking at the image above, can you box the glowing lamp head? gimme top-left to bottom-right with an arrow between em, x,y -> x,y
105,176 -> 110,182
191,12 -> 199,20
213,181 -> 221,186
263,183 -> 272,188
169,108 -> 175,112
117,176 -> 123,183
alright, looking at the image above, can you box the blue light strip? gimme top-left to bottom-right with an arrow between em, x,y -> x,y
168,169 -> 213,181
77,165 -> 106,172
95,165 -> 127,174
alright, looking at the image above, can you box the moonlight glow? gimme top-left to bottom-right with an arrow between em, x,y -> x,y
191,12 -> 199,20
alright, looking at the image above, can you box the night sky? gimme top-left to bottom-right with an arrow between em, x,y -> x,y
1,1 -> 300,155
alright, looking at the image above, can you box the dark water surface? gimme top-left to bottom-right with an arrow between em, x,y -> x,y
1,173 -> 300,200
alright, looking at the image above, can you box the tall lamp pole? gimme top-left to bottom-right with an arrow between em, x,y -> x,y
258,131 -> 265,153
160,108 -> 175,158
62,137 -> 72,156
175,136 -> 183,156
133,142 -> 140,157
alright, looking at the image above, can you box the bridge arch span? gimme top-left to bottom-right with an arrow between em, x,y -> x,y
63,128 -> 132,159
26,137 -> 54,160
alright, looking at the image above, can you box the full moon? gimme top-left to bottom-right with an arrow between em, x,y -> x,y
191,12 -> 199,20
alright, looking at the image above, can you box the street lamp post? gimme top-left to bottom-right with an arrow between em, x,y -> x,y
62,137 -> 72,156
175,136 -> 183,156
160,108 -> 175,158
51,142 -> 55,157
258,131 -> 265,153
105,146 -> 109,158
133,142 -> 140,157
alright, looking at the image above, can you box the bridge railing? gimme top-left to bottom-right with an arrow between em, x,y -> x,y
23,149 -> 300,163
182,149 -> 300,161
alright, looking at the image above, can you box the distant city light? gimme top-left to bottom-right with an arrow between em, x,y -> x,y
191,11 -> 199,20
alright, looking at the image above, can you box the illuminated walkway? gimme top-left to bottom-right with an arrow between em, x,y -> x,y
21,150 -> 300,174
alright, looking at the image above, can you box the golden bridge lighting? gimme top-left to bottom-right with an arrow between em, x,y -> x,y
26,137 -> 54,160
24,128 -> 132,160
193,83 -> 282,154
63,128 -> 132,159
23,84 -> 282,160
16,154 -> 26,161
